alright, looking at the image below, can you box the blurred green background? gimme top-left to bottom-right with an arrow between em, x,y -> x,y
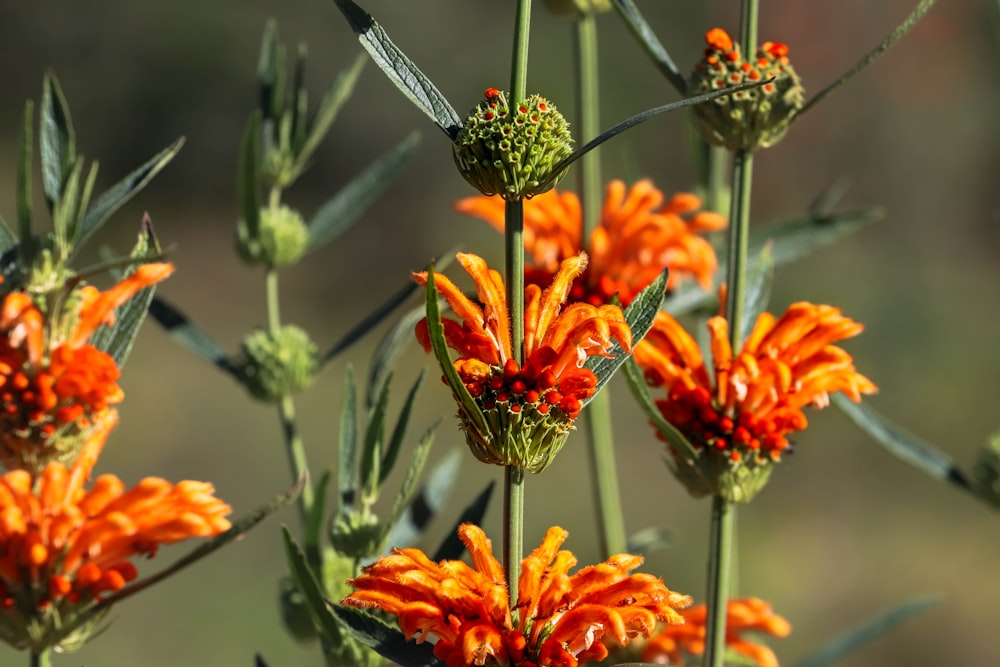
2,0 -> 999,665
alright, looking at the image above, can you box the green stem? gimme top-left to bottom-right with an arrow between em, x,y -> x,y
265,269 -> 282,334
703,495 -> 735,667
724,149 -> 753,347
705,145 -> 730,217
30,650 -> 52,667
510,0 -> 532,102
505,200 -> 525,365
585,391 -> 626,556
503,465 -> 525,607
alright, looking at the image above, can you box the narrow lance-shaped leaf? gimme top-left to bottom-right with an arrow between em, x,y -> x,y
432,479 -> 495,561
621,357 -> 699,462
610,0 -> 687,94
359,374 -> 391,506
282,526 -> 344,646
239,113 -> 263,239
337,365 -> 359,514
378,370 -> 425,486
17,101 -> 34,242
833,394 -> 972,491
73,137 -> 184,257
583,270 -> 667,407
332,605 -> 444,667
40,72 -> 76,211
257,18 -> 282,121
148,297 -> 239,377
306,130 -> 421,254
324,279 -> 419,367
740,243 -> 775,343
381,422 -> 437,546
305,469 -> 331,553
793,596 -> 940,667
291,42 -> 309,150
331,0 -> 462,139
0,214 -> 17,255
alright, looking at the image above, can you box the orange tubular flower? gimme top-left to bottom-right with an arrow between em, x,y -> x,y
0,411 -> 231,652
0,263 -> 173,472
455,180 -> 726,307
634,303 -> 876,500
413,252 -> 631,472
343,523 -> 692,667
641,598 -> 791,667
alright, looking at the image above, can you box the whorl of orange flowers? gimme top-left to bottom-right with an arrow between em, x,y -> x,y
454,180 -> 726,307
343,523 -> 692,667
0,263 -> 173,472
635,303 -> 877,464
0,410 -> 231,651
413,252 -> 631,472
642,598 -> 791,667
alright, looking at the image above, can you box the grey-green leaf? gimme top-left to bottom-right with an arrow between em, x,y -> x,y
0,215 -> 17,255
621,357 -> 699,461
306,131 -> 421,254
332,0 -> 462,139
359,374 -> 391,504
40,72 -> 76,211
148,297 -> 238,377
432,480 -> 495,561
338,365 -> 359,514
794,596 -> 939,667
378,370 -> 425,486
325,280 -> 419,369
833,394 -> 971,491
282,526 -> 344,645
741,243 -> 775,341
17,101 -> 34,241
380,448 -> 462,555
382,422 -> 437,544
331,606 -> 443,667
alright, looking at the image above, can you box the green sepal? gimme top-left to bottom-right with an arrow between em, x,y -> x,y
740,243 -> 775,342
305,469 -> 331,553
378,370 -> 424,486
331,0 -> 462,139
793,596 -> 939,667
239,112 -> 263,240
17,101 -> 34,242
72,137 -> 184,258
583,269 -> 667,406
380,421 -> 437,545
625,526 -> 675,557
148,297 -> 239,376
337,365 -> 360,514
381,449 -> 462,554
289,52 -> 367,182
306,131 -> 421,255
359,375 -> 390,506
432,479 -> 495,561
610,0 -> 686,94
39,72 -> 77,213
832,394 -> 972,492
282,526 -> 345,646
621,356 -> 699,462
423,263 -> 490,437
332,605 -> 444,667
90,217 -> 163,367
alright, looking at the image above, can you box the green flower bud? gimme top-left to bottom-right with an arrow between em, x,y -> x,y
972,432 -> 1000,508
236,204 -> 310,269
689,28 -> 804,152
460,400 -> 575,474
543,0 -> 612,16
237,325 -> 319,402
453,89 -> 574,201
330,512 -> 383,560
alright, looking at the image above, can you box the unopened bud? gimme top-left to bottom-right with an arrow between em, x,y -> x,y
236,204 -> 310,269
237,325 -> 319,402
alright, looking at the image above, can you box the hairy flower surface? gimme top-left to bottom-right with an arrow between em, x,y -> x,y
0,264 -> 174,472
634,304 -> 876,499
414,252 -> 631,471
641,598 -> 790,667
0,411 -> 231,652
343,523 -> 692,667
455,180 -> 725,306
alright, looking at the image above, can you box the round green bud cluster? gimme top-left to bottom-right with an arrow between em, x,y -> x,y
453,89 -> 574,201
689,28 -> 805,152
237,325 -> 319,402
236,204 -> 310,269
543,0 -> 612,16
329,512 -> 383,560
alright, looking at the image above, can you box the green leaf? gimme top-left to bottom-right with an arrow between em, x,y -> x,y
239,113 -> 263,239
324,280 -> 419,367
0,215 -> 17,255
626,526 -> 676,556
257,18 -> 283,121
331,0 -> 462,139
794,596 -> 939,667
73,137 -> 184,257
331,605 -> 443,667
17,101 -> 34,241
381,422 -> 437,545
833,394 -> 972,491
610,0 -> 687,94
289,52 -> 367,181
432,479 -> 495,561
90,217 -> 163,367
39,72 -> 76,211
306,131 -> 421,254
583,269 -> 667,406
291,43 -> 310,150
359,376 -> 391,504
305,469 -> 331,552
424,264 -> 490,437
282,526 -> 344,645
741,243 -> 775,342
148,297 -> 238,377
621,357 -> 699,461
380,448 -> 462,555
337,365 -> 359,514
378,370 -> 424,485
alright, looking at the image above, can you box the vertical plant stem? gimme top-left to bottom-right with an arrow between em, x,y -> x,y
505,200 -> 525,364
723,149 -> 753,342
704,495 -> 735,667
510,0 -> 532,102
30,650 -> 52,667
503,465 -> 525,606
574,11 -> 626,558
705,145 -> 730,217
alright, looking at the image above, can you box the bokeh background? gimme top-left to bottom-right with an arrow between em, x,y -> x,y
2,1 -> 999,665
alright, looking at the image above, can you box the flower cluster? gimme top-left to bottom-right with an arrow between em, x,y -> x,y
456,179 -> 726,307
343,523 -> 692,667
635,303 -> 876,500
414,252 -> 631,472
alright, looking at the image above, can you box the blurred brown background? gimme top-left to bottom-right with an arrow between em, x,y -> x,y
1,1 -> 999,665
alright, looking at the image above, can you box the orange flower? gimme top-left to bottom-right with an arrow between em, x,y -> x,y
343,523 -> 692,667
0,263 -> 173,472
413,252 -> 631,471
455,180 -> 725,306
0,410 -> 231,652
635,303 -> 876,463
642,598 -> 791,667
